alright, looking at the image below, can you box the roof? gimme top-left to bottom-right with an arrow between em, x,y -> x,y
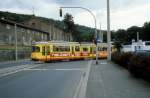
0,18 -> 49,35
32,41 -> 79,46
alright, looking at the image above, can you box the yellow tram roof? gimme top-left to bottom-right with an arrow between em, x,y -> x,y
32,41 -> 80,46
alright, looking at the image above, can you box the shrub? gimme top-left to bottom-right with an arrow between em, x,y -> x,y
112,52 -> 133,68
120,52 -> 133,68
128,54 -> 150,80
112,51 -> 150,81
112,51 -> 122,64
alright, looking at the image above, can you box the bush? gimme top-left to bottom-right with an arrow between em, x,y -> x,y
112,52 -> 122,64
112,51 -> 150,81
128,54 -> 150,80
112,52 -> 133,68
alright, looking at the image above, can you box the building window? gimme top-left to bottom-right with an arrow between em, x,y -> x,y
6,24 -> 10,29
32,22 -> 35,26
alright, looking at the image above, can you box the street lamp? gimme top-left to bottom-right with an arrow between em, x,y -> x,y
107,0 -> 111,61
59,7 -> 99,64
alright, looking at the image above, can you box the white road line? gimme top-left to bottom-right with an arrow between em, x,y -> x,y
0,64 -> 42,78
23,68 -> 84,71
54,68 -> 84,71
73,60 -> 92,98
100,62 -> 107,65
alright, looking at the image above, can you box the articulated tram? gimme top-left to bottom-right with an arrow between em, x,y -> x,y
31,41 -> 114,62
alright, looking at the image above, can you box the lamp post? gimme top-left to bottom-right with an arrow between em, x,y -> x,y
59,7 -> 98,64
107,0 -> 111,61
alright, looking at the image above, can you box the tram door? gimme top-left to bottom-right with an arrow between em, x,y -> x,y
42,45 -> 50,61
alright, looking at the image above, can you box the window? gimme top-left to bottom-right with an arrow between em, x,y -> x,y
42,46 -> 45,55
98,47 -> 102,51
32,46 -> 40,52
90,47 -> 93,53
83,47 -> 88,52
103,47 -> 107,51
32,22 -> 35,26
75,46 -> 80,51
53,46 -> 70,52
6,24 -> 10,29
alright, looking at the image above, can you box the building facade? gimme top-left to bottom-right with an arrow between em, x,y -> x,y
122,40 -> 150,52
0,19 -> 49,46
23,18 -> 73,41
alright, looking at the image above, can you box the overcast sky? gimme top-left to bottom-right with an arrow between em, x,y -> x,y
0,0 -> 150,30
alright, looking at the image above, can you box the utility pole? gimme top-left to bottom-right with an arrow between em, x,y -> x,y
107,0 -> 111,61
99,23 -> 103,42
14,24 -> 18,61
137,32 -> 139,42
32,7 -> 35,16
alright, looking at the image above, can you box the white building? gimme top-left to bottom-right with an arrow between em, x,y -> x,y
122,40 -> 150,52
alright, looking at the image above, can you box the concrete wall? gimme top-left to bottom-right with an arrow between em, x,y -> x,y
0,22 -> 48,46
24,18 -> 73,41
0,21 -> 48,62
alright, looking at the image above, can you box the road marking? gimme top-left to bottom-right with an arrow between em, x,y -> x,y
73,60 -> 92,98
0,64 -> 42,78
54,68 -> 84,71
23,68 -> 84,71
100,62 -> 107,65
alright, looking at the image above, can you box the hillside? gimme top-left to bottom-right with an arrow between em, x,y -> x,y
0,11 -> 99,42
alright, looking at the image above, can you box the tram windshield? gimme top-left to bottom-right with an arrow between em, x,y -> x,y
32,46 -> 40,52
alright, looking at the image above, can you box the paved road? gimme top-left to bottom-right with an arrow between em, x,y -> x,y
0,60 -> 90,98
86,60 -> 150,98
0,59 -> 35,69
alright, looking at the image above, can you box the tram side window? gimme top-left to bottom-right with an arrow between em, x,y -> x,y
64,46 -> 70,51
32,46 -> 40,52
53,46 -> 70,52
98,47 -> 102,51
46,46 -> 50,53
90,47 -> 92,53
103,47 -> 107,51
75,46 -> 80,51
42,46 -> 45,55
53,46 -> 59,52
83,47 -> 88,52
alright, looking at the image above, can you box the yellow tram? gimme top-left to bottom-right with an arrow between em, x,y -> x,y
31,41 -> 114,62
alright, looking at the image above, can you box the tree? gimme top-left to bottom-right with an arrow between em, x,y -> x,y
113,41 -> 122,52
114,29 -> 127,43
63,13 -> 77,41
63,13 -> 75,33
127,26 -> 141,42
142,22 -> 150,41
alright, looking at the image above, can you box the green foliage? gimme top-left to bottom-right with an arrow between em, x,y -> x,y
113,24 -> 150,44
0,11 -> 32,23
141,22 -> 150,41
113,41 -> 122,52
63,13 -> 75,33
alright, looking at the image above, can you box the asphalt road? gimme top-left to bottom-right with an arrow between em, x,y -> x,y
0,60 -> 90,98
0,59 -> 34,69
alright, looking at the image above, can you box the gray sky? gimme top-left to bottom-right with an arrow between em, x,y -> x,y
0,0 -> 150,30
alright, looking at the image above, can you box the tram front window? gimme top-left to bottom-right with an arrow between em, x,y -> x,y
32,46 -> 40,52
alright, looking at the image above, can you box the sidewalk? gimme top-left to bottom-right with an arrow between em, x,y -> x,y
86,60 -> 150,98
